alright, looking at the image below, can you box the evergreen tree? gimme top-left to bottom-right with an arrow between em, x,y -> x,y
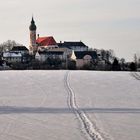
112,58 -> 120,71
129,62 -> 136,71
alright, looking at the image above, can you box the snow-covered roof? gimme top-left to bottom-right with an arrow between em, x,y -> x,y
3,52 -> 22,57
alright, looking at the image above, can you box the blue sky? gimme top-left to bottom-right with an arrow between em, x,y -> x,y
0,0 -> 140,61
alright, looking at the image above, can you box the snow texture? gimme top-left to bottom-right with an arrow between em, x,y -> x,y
0,70 -> 140,140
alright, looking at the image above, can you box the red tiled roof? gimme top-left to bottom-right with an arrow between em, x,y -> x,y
36,36 -> 57,46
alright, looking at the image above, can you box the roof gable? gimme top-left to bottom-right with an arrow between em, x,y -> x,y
36,36 -> 57,46
58,41 -> 88,49
11,46 -> 28,51
64,41 -> 87,47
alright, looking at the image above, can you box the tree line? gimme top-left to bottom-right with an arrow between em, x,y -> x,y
0,40 -> 139,71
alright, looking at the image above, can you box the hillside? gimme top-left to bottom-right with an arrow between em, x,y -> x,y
0,71 -> 140,140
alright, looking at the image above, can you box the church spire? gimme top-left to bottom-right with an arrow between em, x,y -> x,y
29,16 -> 37,31
29,16 -> 37,55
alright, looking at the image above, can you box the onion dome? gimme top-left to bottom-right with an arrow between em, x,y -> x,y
29,17 -> 37,31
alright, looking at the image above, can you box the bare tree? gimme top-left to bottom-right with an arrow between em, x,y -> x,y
120,58 -> 125,70
0,40 -> 22,52
134,53 -> 137,63
100,49 -> 115,62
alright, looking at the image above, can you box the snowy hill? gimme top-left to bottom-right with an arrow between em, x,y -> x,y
0,70 -> 140,140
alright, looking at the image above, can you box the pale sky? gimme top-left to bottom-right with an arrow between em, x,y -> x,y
0,0 -> 140,61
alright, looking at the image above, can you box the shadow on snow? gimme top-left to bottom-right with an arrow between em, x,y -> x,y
0,106 -> 140,114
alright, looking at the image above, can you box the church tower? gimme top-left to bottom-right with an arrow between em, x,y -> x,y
29,17 -> 37,55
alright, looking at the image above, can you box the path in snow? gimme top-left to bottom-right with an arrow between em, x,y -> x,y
0,71 -> 85,140
131,72 -> 140,80
69,71 -> 140,140
64,71 -> 104,140
1,71 -> 140,140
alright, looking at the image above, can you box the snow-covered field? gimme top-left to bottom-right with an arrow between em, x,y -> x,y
0,70 -> 140,140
